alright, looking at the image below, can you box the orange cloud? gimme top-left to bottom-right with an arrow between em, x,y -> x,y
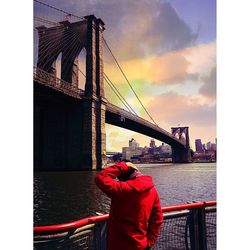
104,42 -> 215,88
147,91 -> 216,129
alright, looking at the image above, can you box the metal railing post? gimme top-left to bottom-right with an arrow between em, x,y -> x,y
93,221 -> 108,250
189,207 -> 207,250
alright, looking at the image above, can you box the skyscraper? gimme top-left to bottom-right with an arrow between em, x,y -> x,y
195,139 -> 203,152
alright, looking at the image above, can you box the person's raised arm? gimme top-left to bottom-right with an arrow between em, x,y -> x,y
95,162 -> 131,198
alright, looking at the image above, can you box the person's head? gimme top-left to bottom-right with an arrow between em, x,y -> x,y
117,161 -> 141,181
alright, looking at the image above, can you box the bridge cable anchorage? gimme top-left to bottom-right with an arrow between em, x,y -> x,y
102,37 -> 159,127
103,73 -> 138,116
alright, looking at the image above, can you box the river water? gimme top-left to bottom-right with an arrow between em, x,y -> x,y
34,162 -> 216,226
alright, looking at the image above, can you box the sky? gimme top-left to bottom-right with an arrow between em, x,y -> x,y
37,0 -> 216,151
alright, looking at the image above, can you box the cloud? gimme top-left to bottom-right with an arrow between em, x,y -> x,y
105,42 -> 215,89
54,0 -> 197,60
106,130 -> 128,151
185,42 -> 216,75
106,126 -> 149,151
147,91 -> 216,127
148,50 -> 199,85
199,66 -> 216,100
104,0 -> 197,60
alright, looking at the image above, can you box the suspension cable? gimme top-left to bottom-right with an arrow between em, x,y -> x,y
102,37 -> 158,126
77,67 -> 138,114
104,73 -> 138,116
34,16 -> 59,26
34,0 -> 84,20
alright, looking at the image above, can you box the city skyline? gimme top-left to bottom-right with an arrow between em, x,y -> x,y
109,137 -> 216,153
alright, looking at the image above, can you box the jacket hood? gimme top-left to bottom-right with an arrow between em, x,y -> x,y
126,176 -> 154,192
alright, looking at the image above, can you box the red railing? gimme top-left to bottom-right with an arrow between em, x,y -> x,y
34,201 -> 216,235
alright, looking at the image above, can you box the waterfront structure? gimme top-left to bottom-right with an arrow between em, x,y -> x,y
34,201 -> 217,250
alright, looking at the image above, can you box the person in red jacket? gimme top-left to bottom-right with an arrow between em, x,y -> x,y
95,161 -> 163,250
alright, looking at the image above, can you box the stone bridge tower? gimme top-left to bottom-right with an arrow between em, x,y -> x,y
34,15 -> 106,170
171,127 -> 191,163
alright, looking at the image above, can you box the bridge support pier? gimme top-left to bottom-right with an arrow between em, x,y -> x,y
82,98 -> 106,170
81,15 -> 106,170
34,15 -> 106,171
172,146 -> 191,163
171,127 -> 192,163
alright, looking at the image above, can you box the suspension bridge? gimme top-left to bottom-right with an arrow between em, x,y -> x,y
33,0 -> 192,170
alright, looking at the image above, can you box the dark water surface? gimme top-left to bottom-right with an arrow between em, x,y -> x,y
34,163 -> 216,226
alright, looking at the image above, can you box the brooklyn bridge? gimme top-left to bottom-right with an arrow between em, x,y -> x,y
34,0 -> 192,171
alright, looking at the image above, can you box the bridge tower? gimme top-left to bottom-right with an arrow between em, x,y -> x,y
171,127 -> 191,163
34,15 -> 106,170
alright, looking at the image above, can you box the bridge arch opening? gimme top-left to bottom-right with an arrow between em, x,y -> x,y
180,133 -> 186,143
78,48 -> 87,90
174,132 -> 180,140
55,52 -> 62,79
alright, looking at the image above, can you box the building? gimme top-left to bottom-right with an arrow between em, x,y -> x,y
159,143 -> 172,154
150,139 -> 156,148
211,143 -> 216,151
206,142 -> 212,151
195,139 -> 203,152
122,138 -> 143,161
122,139 -> 172,163
129,138 -> 139,149
122,147 -> 135,160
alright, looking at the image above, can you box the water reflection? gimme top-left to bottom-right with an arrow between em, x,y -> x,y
34,163 -> 216,226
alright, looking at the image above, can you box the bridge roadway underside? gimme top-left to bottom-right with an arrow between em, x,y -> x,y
105,111 -> 190,163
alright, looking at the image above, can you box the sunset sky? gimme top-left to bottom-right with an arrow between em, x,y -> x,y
41,0 -> 216,151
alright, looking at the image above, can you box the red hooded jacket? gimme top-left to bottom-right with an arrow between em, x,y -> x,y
95,162 -> 163,250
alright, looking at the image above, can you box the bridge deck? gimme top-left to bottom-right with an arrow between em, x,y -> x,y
34,67 -> 186,148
